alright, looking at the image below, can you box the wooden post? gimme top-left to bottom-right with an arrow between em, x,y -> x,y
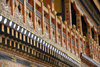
47,5 -> 51,39
33,0 -> 36,29
10,0 -> 13,15
64,21 -> 68,50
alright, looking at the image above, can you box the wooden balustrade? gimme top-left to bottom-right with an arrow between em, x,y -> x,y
0,0 -> 100,63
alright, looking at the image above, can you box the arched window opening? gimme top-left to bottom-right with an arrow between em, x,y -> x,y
81,16 -> 87,36
71,4 -> 76,27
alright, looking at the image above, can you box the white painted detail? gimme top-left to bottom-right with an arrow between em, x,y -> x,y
21,28 -> 24,33
9,21 -> 12,26
0,16 -> 2,21
4,18 -> 7,24
13,24 -> 16,28
17,26 -> 20,31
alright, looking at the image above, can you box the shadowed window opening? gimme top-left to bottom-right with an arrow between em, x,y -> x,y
71,4 -> 76,27
29,12 -> 31,19
6,0 -> 9,4
46,25 -> 48,30
81,16 -> 87,36
98,35 -> 100,46
38,20 -> 41,26
18,4 -> 21,13
91,29 -> 94,39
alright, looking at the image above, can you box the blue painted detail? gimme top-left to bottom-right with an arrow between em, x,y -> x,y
19,0 -> 23,3
86,46 -> 89,48
80,41 -> 83,45
67,18 -> 69,20
44,17 -> 49,24
76,43 -> 78,46
66,10 -> 68,12
63,32 -> 66,37
51,23 -> 55,29
57,28 -> 61,33
36,10 -> 42,18
67,36 -> 70,40
52,0 -> 54,3
78,20 -> 80,22
72,40 -> 75,43
84,44 -> 85,47
26,2 -> 33,11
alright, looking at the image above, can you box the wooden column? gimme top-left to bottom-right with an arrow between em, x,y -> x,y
59,16 -> 63,47
76,14 -> 82,33
52,11 -> 57,43
87,26 -> 92,39
23,0 -> 26,23
86,26 -> 92,55
46,5 -> 51,39
72,25 -> 76,54
10,0 -> 13,15
64,0 -> 72,26
68,25 -> 71,52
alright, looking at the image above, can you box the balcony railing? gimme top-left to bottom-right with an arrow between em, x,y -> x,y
0,0 -> 99,65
